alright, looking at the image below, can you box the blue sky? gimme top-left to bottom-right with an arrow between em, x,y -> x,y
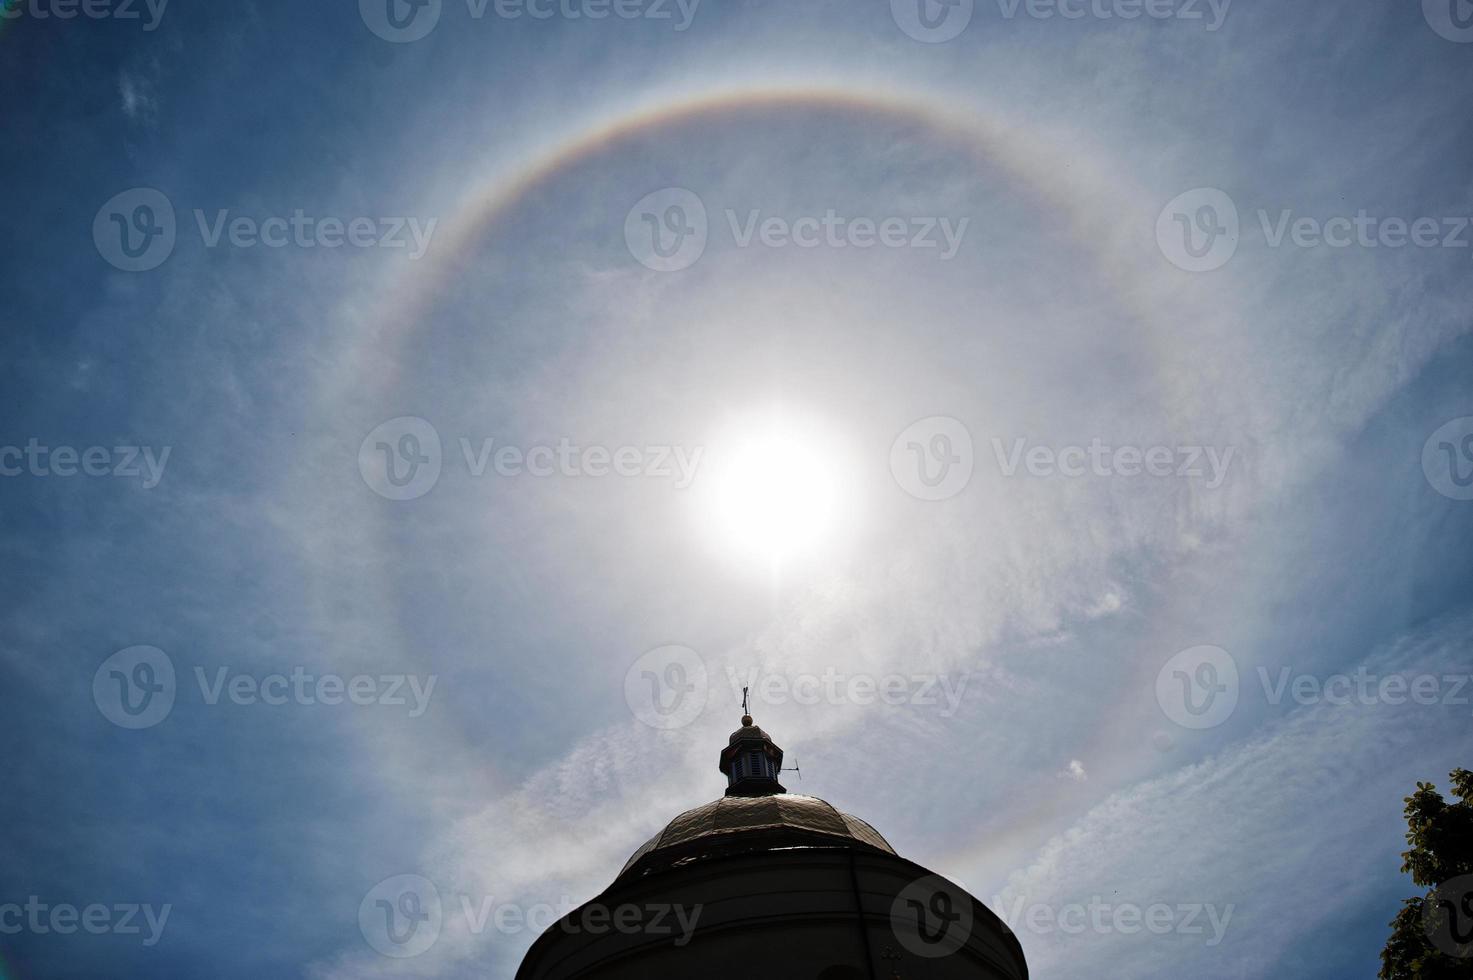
3,1 -> 1473,977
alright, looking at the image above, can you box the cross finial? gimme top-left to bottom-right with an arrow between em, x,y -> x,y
741,687 -> 752,726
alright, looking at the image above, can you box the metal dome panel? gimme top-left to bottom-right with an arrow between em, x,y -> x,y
617,794 -> 897,882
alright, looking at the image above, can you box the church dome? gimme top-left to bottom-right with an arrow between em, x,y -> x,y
518,703 -> 1029,980
617,793 -> 896,882
728,723 -> 770,745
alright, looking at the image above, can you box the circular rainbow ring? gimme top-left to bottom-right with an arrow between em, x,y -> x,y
324,80 -> 1181,405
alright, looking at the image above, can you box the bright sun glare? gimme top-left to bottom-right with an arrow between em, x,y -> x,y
703,412 -> 850,571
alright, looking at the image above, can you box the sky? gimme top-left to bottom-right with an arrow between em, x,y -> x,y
3,0 -> 1473,977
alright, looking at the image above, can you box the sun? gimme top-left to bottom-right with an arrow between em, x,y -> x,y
698,410 -> 852,572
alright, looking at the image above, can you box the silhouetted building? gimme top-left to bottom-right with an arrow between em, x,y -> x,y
516,711 -> 1029,979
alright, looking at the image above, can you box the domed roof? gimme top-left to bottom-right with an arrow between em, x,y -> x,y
617,794 -> 896,882
728,723 -> 771,745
